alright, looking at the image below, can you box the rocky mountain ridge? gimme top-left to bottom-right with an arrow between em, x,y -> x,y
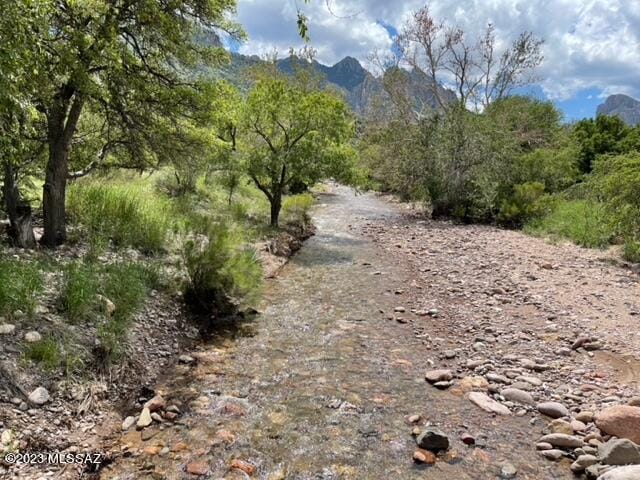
597,94 -> 640,126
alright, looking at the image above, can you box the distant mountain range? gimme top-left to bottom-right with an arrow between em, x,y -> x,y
597,94 -> 640,126
215,52 -> 455,116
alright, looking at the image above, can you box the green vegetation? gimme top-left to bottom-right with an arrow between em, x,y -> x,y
67,182 -> 172,254
59,263 -> 100,322
0,260 -> 44,318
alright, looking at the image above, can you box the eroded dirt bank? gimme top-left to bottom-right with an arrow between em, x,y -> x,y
92,185 -> 640,480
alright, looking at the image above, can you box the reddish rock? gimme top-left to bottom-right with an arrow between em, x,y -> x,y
213,429 -> 236,445
413,449 -> 437,464
186,461 -> 209,476
221,402 -> 246,417
230,459 -> 255,475
171,442 -> 189,452
595,406 -> 640,444
144,395 -> 166,413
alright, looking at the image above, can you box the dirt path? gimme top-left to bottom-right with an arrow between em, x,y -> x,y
97,186 -> 640,480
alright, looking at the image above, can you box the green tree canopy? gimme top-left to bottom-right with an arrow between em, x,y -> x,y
242,75 -> 356,226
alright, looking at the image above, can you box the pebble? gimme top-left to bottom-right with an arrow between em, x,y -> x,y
500,463 -> 517,479
425,369 -> 453,384
501,388 -> 535,405
540,449 -> 564,460
185,461 -> 209,476
570,454 -> 598,473
0,324 -> 16,335
416,428 -> 450,452
538,433 -> 585,448
413,449 -> 437,464
24,331 -> 42,343
136,407 -> 152,429
468,392 -> 511,415
121,416 -> 136,431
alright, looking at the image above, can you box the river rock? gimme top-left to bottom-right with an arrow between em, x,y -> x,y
598,439 -> 640,466
571,454 -> 599,473
576,411 -> 595,423
185,461 -> 209,476
28,387 -> 50,405
468,392 -> 511,415
537,402 -> 569,419
501,388 -> 535,405
595,406 -> 640,444
0,324 -> 15,335
539,433 -> 585,448
425,369 -> 453,384
122,416 -> 136,431
500,462 -> 517,478
598,466 -> 640,480
136,407 -> 152,429
540,449 -> 564,460
413,449 -> 436,464
144,395 -> 166,412
549,419 -> 574,435
416,428 -> 450,452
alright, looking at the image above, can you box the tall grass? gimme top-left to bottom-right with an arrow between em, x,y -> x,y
60,263 -> 100,322
0,260 -> 44,318
525,200 -> 614,248
67,183 -> 171,253
282,193 -> 314,229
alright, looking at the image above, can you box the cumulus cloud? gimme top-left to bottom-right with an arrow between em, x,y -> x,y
235,0 -> 640,100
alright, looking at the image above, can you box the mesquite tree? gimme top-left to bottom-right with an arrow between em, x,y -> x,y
243,73 -> 356,227
14,0 -> 241,247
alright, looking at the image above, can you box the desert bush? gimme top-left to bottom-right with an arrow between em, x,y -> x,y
183,220 -> 262,316
0,259 -> 44,318
498,182 -> 551,227
67,183 -> 171,253
525,200 -> 613,248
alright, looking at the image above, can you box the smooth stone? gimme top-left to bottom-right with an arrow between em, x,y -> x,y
598,466 -> 640,480
425,369 -> 453,384
500,462 -> 517,479
136,407 -> 152,429
540,449 -> 564,460
0,324 -> 16,335
576,411 -> 595,423
539,433 -> 585,448
501,388 -> 535,405
468,392 -> 511,415
28,387 -> 50,405
24,331 -> 42,343
122,416 -> 136,431
549,419 -> 574,435
571,454 -> 599,473
595,406 -> 640,444
538,402 -> 570,419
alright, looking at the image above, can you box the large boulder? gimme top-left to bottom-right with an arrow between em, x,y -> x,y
598,465 -> 640,480
598,439 -> 640,466
595,406 -> 640,444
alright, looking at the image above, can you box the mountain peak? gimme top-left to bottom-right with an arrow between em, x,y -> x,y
597,94 -> 640,126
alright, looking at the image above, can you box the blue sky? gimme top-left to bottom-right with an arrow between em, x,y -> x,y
233,0 -> 640,121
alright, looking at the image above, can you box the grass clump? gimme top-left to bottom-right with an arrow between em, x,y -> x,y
59,263 -> 100,322
282,193 -> 315,230
67,183 -> 171,254
183,219 -> 262,316
525,199 -> 614,248
0,260 -> 44,318
23,337 -> 61,371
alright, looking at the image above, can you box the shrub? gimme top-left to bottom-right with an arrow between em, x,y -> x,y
282,193 -> 314,229
498,182 -> 549,227
525,200 -> 613,248
59,263 -> 100,322
623,240 -> 640,263
183,220 -> 262,316
67,183 -> 171,253
0,260 -> 44,318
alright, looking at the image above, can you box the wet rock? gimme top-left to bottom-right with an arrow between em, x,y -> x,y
468,392 -> 511,415
413,449 -> 437,464
598,439 -> 640,466
0,324 -> 16,335
598,466 -> 640,480
425,369 -> 453,384
136,407 -> 152,429
24,331 -> 42,343
537,402 -> 569,419
595,406 -> 640,444
570,454 -> 598,473
416,428 -> 450,452
501,388 -> 535,405
539,433 -> 585,448
185,461 -> 209,476
500,462 -> 517,479
122,416 -> 136,431
28,387 -> 50,405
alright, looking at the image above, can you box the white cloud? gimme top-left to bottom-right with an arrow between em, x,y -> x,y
235,0 -> 640,100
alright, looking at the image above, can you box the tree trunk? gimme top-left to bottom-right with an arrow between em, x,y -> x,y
42,91 -> 83,248
42,141 -> 69,247
270,193 -> 282,228
2,161 -> 36,249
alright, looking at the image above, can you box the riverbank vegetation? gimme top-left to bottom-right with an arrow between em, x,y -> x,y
358,7 -> 640,263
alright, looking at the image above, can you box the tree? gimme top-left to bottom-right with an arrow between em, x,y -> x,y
15,0 -> 241,247
397,7 -> 543,111
242,75 -> 356,226
573,115 -> 630,173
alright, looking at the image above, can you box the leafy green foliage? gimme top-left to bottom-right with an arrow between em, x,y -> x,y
498,182 -> 550,227
183,219 -> 262,316
0,260 -> 44,318
67,182 -> 171,254
525,200 -> 613,248
572,116 -> 632,173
